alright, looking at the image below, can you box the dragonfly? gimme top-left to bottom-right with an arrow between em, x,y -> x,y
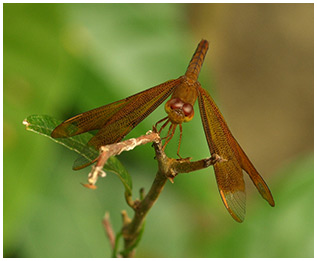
51,40 -> 275,222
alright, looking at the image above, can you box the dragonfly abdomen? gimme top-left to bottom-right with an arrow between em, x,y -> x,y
185,40 -> 209,81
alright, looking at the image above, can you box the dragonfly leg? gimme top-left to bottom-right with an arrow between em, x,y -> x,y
155,116 -> 169,131
161,122 -> 173,140
177,124 -> 183,158
162,124 -> 176,151
158,118 -> 170,135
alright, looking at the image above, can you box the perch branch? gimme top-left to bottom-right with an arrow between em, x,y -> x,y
85,128 -> 225,257
82,131 -> 160,189
119,127 -> 225,257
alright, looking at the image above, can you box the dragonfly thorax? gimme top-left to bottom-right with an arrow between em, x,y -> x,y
165,97 -> 194,124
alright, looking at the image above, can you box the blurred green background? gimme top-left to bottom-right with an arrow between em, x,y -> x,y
4,3 -> 313,258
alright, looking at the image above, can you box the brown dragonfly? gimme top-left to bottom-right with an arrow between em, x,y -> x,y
52,40 -> 275,222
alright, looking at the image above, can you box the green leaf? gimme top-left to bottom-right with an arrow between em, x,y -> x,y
23,115 -> 132,195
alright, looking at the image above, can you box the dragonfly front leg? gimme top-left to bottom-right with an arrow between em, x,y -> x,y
162,124 -> 177,151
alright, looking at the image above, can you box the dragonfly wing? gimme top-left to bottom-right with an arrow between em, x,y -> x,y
198,85 -> 274,222
72,151 -> 98,170
51,78 -> 181,139
72,78 -> 182,170
234,137 -> 275,206
87,78 -> 182,149
214,160 -> 246,222
51,99 -> 128,138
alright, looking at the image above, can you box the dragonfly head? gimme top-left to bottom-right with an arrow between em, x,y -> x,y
165,98 -> 194,124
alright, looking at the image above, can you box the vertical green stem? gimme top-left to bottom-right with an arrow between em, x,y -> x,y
121,170 -> 167,257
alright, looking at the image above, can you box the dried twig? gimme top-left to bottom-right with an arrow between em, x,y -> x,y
82,131 -> 160,189
102,212 -> 116,250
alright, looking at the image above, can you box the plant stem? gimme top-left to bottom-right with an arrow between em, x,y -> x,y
121,170 -> 167,257
118,132 -> 224,257
95,129 -> 225,257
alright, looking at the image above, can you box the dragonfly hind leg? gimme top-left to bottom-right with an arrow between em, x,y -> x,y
177,124 -> 183,158
176,124 -> 190,160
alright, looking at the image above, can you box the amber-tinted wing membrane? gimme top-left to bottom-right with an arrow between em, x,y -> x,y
232,136 -> 275,207
51,99 -> 129,138
197,86 -> 274,222
52,78 -> 182,170
52,78 -> 181,142
87,78 -> 182,149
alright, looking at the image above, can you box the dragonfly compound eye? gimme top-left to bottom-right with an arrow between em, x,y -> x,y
182,103 -> 194,117
169,98 -> 184,110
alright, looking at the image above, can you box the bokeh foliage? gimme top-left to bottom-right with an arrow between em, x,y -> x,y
4,3 -> 313,258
